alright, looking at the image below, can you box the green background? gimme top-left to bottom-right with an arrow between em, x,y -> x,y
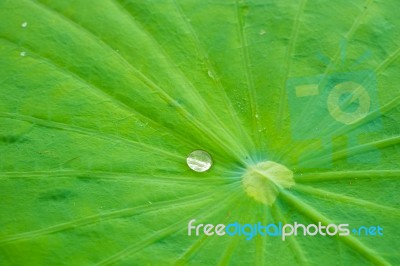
0,0 -> 399,265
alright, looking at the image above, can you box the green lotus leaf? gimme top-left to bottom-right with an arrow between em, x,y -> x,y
0,0 -> 399,265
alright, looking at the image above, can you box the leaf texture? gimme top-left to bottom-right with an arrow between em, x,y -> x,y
0,0 -> 399,265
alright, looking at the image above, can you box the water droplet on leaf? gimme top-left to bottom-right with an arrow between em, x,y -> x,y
207,70 -> 215,80
186,150 -> 212,172
20,51 -> 26,57
21,22 -> 28,28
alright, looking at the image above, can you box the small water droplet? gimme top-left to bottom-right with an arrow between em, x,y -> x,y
255,113 -> 259,119
20,51 -> 26,57
187,150 -> 212,172
21,22 -> 28,28
259,29 -> 266,35
207,70 -> 215,80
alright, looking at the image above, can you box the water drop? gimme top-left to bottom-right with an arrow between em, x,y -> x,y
259,29 -> 266,35
21,22 -> 28,28
186,150 -> 212,172
20,51 -> 26,57
207,70 -> 215,80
